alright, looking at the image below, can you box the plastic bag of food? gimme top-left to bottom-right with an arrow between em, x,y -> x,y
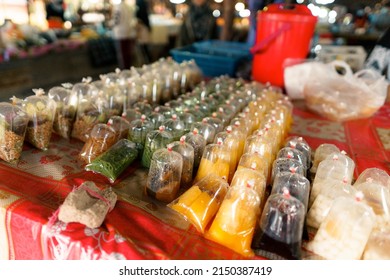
71,81 -> 108,142
170,136 -> 194,189
107,115 -> 130,142
23,89 -> 57,150
168,173 -> 228,233
310,143 -> 340,174
48,83 -> 77,139
79,123 -> 117,165
303,60 -> 388,122
141,126 -> 173,168
145,145 -> 183,203
251,189 -> 306,260
128,115 -> 154,155
307,193 -> 375,259
205,180 -> 261,257
183,128 -> 206,173
193,139 -> 231,184
85,139 -> 138,183
0,101 -> 29,163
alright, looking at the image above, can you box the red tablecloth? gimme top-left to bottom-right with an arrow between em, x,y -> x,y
0,101 -> 389,260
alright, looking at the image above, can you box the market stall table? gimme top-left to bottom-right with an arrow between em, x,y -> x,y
0,100 -> 389,260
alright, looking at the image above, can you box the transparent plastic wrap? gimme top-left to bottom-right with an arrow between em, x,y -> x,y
237,152 -> 270,185
141,126 -> 173,168
310,143 -> 340,174
133,101 -> 153,116
214,126 -> 241,182
306,181 -> 356,229
251,189 -> 306,260
205,181 -> 261,257
177,111 -> 196,134
202,116 -> 224,135
276,147 -> 307,175
107,116 -> 130,142
243,130 -> 273,167
48,83 -> 78,139
145,146 -> 183,203
85,139 -> 138,183
354,180 -> 390,230
79,123 -> 117,165
0,101 -> 29,163
190,121 -> 216,144
303,61 -> 388,122
230,167 -> 266,202
148,112 -> 165,130
22,89 -> 57,150
154,105 -> 173,119
71,94 -> 108,143
170,136 -> 194,189
310,151 -> 355,206
162,114 -> 186,141
283,136 -> 312,170
354,167 -> 390,188
271,172 -> 310,210
122,108 -> 141,124
168,173 -> 228,233
128,115 -> 154,155
363,229 -> 390,260
193,140 -> 231,184
184,128 -> 207,173
271,158 -> 305,186
307,194 -> 375,260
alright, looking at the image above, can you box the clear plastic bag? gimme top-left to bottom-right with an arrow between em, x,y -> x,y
205,182 -> 261,257
48,83 -> 77,140
168,173 -> 228,233
0,102 -> 29,163
303,61 -> 388,122
85,139 -> 138,183
146,146 -> 183,203
23,89 -> 57,150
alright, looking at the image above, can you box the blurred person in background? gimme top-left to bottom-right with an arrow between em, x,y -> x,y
178,0 -> 218,46
136,0 -> 152,63
45,0 -> 66,29
111,0 -> 137,69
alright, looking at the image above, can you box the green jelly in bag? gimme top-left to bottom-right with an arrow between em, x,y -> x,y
85,139 -> 138,183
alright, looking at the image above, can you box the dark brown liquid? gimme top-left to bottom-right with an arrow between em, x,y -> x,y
252,230 -> 302,260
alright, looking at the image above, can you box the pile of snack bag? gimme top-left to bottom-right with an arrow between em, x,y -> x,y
1,57 -> 389,260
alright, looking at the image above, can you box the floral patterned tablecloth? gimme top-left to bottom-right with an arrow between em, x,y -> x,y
0,101 -> 389,260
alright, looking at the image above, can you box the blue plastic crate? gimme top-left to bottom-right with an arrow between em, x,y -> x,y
193,40 -> 252,59
170,44 -> 251,78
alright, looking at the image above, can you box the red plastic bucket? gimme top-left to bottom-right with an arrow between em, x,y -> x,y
251,4 -> 317,87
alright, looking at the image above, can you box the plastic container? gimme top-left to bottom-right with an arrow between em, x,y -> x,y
23,89 -> 57,150
251,189 -> 306,259
251,4 -> 317,87
168,173 -> 228,233
146,146 -> 183,203
79,123 -> 117,165
0,102 -> 29,163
